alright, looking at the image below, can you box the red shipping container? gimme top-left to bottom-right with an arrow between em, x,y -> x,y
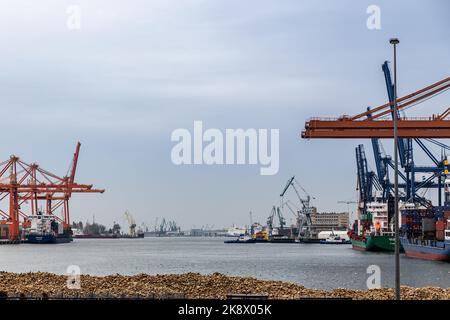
436,231 -> 445,241
436,221 -> 445,230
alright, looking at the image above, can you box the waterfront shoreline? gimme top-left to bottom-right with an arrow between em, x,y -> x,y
0,272 -> 448,300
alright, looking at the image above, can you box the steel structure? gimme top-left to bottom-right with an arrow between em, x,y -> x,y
266,205 -> 286,230
279,176 -> 315,239
0,142 -> 104,240
302,75 -> 450,138
302,62 -> 450,207
280,176 -> 313,210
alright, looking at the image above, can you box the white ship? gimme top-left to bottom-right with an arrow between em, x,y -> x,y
226,225 -> 246,237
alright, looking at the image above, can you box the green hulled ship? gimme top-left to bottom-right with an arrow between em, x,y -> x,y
349,201 -> 406,252
350,234 -> 400,252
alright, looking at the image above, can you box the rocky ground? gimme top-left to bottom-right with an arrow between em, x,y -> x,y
0,271 -> 448,299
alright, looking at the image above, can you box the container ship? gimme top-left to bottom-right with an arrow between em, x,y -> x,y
400,180 -> 450,262
25,213 -> 73,244
400,226 -> 450,261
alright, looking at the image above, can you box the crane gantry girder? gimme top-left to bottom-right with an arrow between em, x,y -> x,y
302,119 -> 450,138
302,75 -> 450,139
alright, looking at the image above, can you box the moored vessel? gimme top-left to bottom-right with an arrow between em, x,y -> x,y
226,225 -> 247,237
400,236 -> 450,261
348,200 -> 409,252
400,178 -> 450,262
320,231 -> 351,244
224,235 -> 256,244
350,233 -> 396,251
25,213 -> 73,244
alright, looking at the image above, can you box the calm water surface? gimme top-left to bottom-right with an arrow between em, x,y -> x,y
0,237 -> 448,290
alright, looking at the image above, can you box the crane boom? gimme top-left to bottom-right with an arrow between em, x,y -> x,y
280,176 -> 295,197
69,142 -> 81,184
280,176 -> 312,209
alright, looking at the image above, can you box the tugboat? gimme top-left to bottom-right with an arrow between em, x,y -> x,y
320,230 -> 351,244
25,212 -> 73,244
224,234 -> 256,244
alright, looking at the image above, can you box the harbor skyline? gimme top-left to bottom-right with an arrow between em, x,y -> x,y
0,0 -> 448,228
0,1 -> 448,309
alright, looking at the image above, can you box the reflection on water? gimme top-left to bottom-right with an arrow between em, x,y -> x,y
0,237 -> 448,290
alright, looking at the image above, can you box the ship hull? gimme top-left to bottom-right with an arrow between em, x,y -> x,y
320,240 -> 351,244
400,238 -> 450,262
26,234 -> 72,244
298,238 -> 321,244
351,235 -> 401,252
224,239 -> 256,244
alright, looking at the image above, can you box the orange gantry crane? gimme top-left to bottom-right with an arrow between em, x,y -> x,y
301,76 -> 450,138
0,142 -> 104,240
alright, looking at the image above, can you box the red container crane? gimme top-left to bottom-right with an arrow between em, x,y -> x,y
0,142 -> 104,241
302,76 -> 450,138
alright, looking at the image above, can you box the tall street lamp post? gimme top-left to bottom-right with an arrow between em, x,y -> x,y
389,37 -> 400,301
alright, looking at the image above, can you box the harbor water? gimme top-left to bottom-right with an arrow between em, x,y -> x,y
0,237 -> 448,290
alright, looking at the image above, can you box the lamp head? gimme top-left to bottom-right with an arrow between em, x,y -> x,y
390,38 -> 400,45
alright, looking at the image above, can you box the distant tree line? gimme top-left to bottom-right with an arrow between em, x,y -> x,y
72,221 -> 121,235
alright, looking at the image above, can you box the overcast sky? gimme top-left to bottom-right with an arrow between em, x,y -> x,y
0,0 -> 448,230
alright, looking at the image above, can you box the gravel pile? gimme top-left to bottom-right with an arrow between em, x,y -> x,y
0,271 -> 448,300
